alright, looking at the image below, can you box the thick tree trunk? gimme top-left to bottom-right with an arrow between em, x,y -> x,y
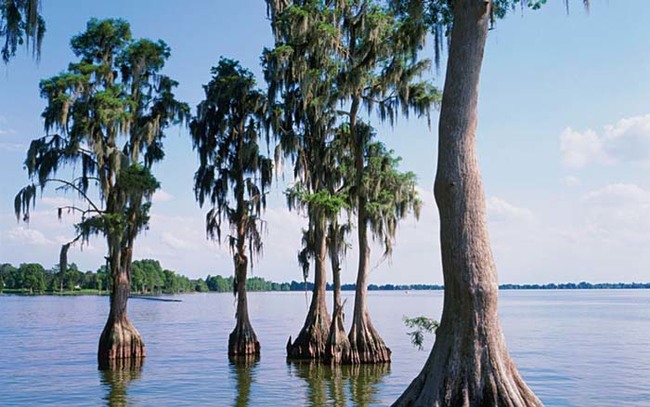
229,253 -> 260,356
348,207 -> 391,364
325,294 -> 350,364
287,225 -> 331,360
325,227 -> 351,364
394,1 -> 541,405
98,265 -> 145,369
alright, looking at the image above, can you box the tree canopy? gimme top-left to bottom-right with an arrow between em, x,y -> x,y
15,18 -> 188,264
191,58 -> 273,261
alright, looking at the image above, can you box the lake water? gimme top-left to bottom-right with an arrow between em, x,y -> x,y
0,290 -> 648,406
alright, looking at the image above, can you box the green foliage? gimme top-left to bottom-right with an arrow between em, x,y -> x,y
205,274 -> 291,293
131,259 -> 193,294
265,0 -> 433,284
0,0 -> 45,63
6,263 -> 47,293
191,58 -> 273,270
14,18 -> 188,281
403,315 -> 439,350
1,260 -> 193,294
194,278 -> 210,293
361,135 -> 421,257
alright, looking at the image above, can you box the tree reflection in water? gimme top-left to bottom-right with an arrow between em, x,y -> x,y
288,361 -> 390,406
99,359 -> 143,407
229,355 -> 260,407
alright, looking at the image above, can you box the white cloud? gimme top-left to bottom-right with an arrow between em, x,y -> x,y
560,128 -> 608,168
560,114 -> 650,168
5,226 -> 53,245
487,197 -> 534,224
562,175 -> 581,187
583,183 -> 650,206
581,183 -> 650,244
41,197 -> 73,208
153,189 -> 174,203
0,142 -> 25,151
0,115 -> 16,136
603,115 -> 650,163
161,232 -> 190,250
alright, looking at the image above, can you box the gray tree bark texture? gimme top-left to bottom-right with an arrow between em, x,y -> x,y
325,244 -> 351,364
394,1 -> 542,405
348,203 -> 391,364
287,227 -> 332,360
229,254 -> 260,356
98,266 -> 145,369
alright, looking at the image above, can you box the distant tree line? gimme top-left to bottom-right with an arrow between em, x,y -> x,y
498,282 -> 650,290
0,259 -> 203,294
3,260 -> 649,295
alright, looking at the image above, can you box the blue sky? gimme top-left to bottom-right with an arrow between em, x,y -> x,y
1,0 -> 649,285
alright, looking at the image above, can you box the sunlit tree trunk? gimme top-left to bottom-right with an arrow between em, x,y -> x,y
287,222 -> 331,360
325,224 -> 351,364
394,1 -> 541,404
348,98 -> 391,365
229,221 -> 260,356
348,201 -> 391,364
98,236 -> 145,369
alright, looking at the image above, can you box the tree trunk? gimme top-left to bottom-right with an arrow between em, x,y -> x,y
394,1 -> 541,405
287,224 -> 331,360
229,252 -> 260,356
98,265 -> 145,369
348,204 -> 391,364
325,226 -> 351,364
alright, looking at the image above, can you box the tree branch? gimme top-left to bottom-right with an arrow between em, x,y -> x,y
48,178 -> 102,213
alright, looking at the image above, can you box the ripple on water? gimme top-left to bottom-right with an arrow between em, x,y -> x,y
0,290 -> 648,406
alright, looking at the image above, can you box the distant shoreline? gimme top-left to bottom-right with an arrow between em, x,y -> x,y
5,261 -> 649,295
2,281 -> 650,296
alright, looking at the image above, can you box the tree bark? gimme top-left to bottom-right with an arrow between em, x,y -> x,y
325,225 -> 351,364
287,224 -> 331,360
98,261 -> 145,369
347,212 -> 391,364
394,1 -> 541,405
229,252 -> 260,356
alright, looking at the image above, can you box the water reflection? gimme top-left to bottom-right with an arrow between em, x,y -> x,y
99,363 -> 142,407
229,355 -> 260,407
288,361 -> 390,406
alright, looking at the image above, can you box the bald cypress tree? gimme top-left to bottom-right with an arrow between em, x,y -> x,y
15,19 -> 188,368
191,58 -> 273,357
265,1 -> 344,360
265,0 -> 436,363
390,0 -> 589,404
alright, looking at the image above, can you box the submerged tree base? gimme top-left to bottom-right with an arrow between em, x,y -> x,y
325,304 -> 351,364
98,318 -> 145,370
228,322 -> 261,357
348,318 -> 391,364
287,309 -> 331,360
393,322 -> 541,406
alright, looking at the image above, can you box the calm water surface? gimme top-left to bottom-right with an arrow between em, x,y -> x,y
0,290 -> 648,406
